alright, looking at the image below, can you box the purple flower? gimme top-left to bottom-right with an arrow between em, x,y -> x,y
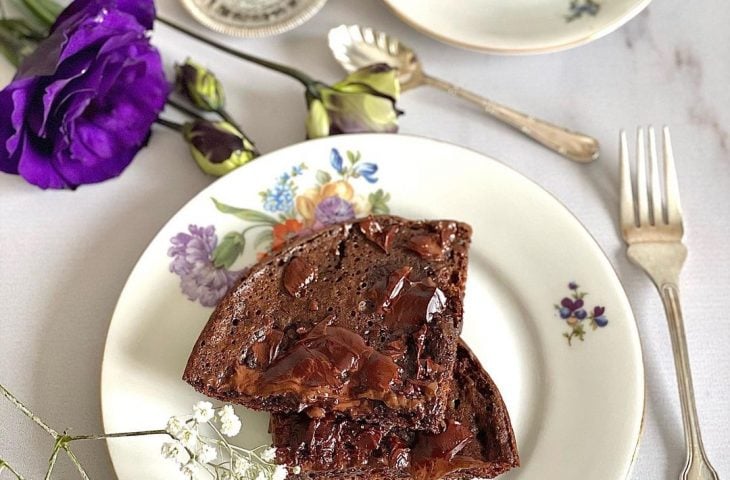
53,0 -> 156,31
0,0 -> 168,189
168,225 -> 244,307
560,297 -> 584,312
559,307 -> 571,319
568,281 -> 579,290
593,306 -> 608,327
575,309 -> 587,320
315,196 -> 355,226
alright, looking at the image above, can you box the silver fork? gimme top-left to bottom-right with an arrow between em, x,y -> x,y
620,126 -> 719,480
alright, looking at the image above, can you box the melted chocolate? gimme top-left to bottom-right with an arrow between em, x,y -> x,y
408,221 -> 458,261
229,321 -> 401,404
248,329 -> 284,368
282,257 -> 318,298
378,267 -> 447,332
358,217 -> 399,253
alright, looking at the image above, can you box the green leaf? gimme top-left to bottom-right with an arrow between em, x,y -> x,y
19,0 -> 63,29
212,232 -> 245,268
346,150 -> 358,165
0,18 -> 45,66
253,229 -> 274,249
368,189 -> 391,215
315,169 -> 331,185
211,198 -> 279,225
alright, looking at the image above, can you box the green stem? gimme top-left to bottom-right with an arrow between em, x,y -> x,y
215,108 -> 238,130
63,447 -> 89,480
0,383 -> 58,438
156,116 -> 185,132
67,429 -> 169,441
166,98 -> 206,121
43,444 -> 62,480
156,16 -> 315,88
241,224 -> 269,236
0,458 -> 25,480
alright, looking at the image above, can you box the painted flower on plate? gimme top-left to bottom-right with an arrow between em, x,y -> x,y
168,225 -> 243,307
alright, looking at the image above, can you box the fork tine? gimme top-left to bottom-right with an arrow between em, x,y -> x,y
663,126 -> 683,226
648,126 -> 663,225
636,127 -> 650,226
619,130 -> 636,233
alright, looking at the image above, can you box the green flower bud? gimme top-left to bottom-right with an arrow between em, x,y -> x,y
336,63 -> 401,99
175,58 -> 225,111
182,120 -> 258,176
306,63 -> 402,138
305,98 -> 330,139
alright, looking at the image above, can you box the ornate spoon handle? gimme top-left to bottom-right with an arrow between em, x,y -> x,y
422,74 -> 600,163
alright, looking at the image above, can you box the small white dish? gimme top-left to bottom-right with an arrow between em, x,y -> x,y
179,0 -> 327,38
101,134 -> 644,479
382,0 -> 651,54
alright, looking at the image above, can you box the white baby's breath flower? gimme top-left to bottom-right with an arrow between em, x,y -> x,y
233,456 -> 251,475
260,447 -> 277,463
272,464 -> 288,480
292,466 -> 301,475
161,440 -> 190,465
254,471 -> 269,480
180,460 -> 203,479
218,405 -> 242,437
166,416 -> 186,438
178,425 -> 200,451
192,401 -> 214,423
196,443 -> 217,464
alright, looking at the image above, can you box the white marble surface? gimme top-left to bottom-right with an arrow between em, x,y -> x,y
1,0 -> 729,478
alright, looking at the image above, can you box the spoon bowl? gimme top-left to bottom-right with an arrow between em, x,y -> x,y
328,24 -> 424,91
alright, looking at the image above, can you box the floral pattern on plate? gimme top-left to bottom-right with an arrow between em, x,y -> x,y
555,281 -> 608,345
168,148 -> 391,307
566,0 -> 601,22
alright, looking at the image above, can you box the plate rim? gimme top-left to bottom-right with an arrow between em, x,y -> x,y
100,132 -> 646,478
381,0 -> 652,55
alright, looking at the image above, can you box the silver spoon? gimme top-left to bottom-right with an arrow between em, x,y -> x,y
328,24 -> 600,163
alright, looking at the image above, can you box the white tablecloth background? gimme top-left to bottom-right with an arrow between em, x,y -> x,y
1,0 -> 729,478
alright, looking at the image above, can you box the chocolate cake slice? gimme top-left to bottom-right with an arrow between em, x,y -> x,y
183,216 -> 472,432
271,341 -> 519,480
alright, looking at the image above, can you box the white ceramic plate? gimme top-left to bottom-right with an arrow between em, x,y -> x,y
382,0 -> 651,54
101,134 -> 644,479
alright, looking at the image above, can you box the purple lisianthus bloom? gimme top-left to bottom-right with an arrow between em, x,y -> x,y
168,225 -> 244,307
315,196 -> 355,225
0,0 -> 169,189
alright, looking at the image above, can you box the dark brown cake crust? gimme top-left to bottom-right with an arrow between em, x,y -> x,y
271,341 -> 520,480
183,216 -> 472,432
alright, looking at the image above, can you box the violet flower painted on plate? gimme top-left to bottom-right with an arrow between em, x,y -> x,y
555,281 -> 608,345
168,148 -> 391,307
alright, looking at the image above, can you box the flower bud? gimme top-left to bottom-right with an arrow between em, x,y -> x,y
182,120 -> 258,176
175,58 -> 225,111
305,98 -> 330,139
305,63 -> 402,138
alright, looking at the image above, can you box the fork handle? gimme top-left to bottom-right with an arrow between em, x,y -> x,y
660,284 -> 720,479
421,74 -> 600,163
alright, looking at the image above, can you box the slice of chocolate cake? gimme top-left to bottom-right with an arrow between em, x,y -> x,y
183,216 -> 472,432
271,341 -> 519,480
